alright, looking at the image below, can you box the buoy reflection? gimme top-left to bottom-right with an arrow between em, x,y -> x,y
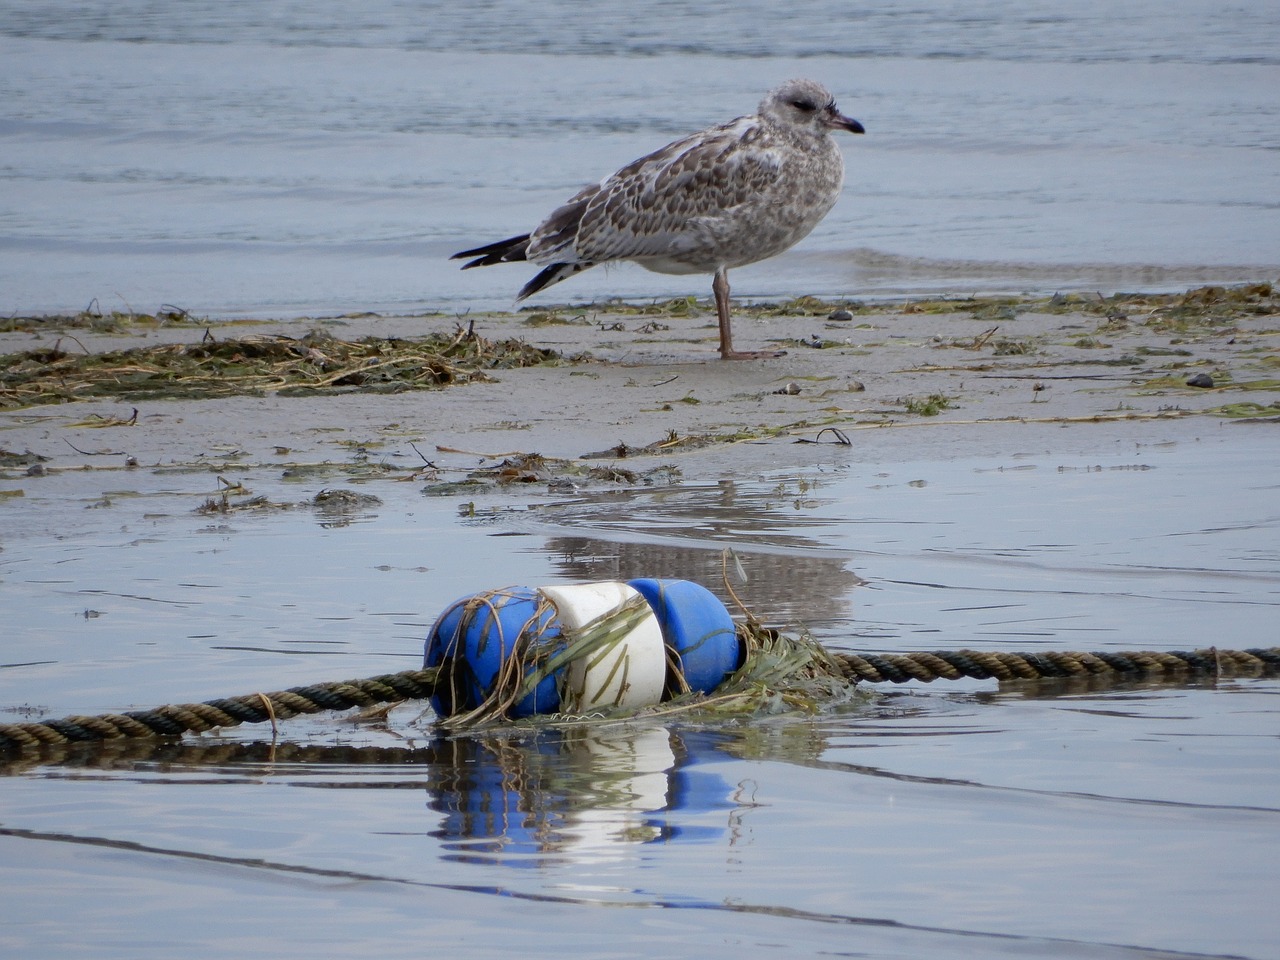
428,726 -> 745,866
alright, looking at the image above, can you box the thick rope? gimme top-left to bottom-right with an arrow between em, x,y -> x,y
832,647 -> 1280,684
0,668 -> 440,752
2,648 -> 1277,752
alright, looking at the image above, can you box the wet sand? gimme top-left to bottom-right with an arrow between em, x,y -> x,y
1,289 -> 1275,492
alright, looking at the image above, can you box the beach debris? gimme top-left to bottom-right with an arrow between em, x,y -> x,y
0,326 -> 560,409
0,448 -> 49,469
792,427 -> 848,445
900,393 -> 953,416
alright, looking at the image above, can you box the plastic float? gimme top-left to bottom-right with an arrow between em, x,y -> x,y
423,586 -> 560,719
424,578 -> 742,721
539,582 -> 667,713
629,578 -> 739,694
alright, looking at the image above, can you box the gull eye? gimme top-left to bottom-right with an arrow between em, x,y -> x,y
789,99 -> 817,112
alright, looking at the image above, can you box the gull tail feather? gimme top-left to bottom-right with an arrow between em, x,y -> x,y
517,262 -> 596,301
451,234 -> 531,269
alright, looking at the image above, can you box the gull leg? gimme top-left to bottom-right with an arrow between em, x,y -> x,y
713,267 -> 785,360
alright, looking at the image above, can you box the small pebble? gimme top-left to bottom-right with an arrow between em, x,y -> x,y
828,308 -> 854,322
26,463 -> 46,477
774,382 -> 802,395
1186,373 -> 1215,388
847,379 -> 866,392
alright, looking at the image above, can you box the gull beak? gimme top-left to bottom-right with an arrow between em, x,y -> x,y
823,105 -> 865,134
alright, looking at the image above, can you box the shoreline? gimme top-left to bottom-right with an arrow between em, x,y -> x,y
1,286 -> 1276,501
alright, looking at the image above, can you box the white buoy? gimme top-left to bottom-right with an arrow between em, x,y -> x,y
539,582 -> 667,713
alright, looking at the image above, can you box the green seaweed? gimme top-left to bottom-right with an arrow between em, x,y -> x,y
0,326 -> 561,410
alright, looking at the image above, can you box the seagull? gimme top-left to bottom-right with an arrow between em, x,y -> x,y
451,79 -> 864,360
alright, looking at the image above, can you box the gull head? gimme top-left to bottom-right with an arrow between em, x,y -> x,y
760,79 -> 865,136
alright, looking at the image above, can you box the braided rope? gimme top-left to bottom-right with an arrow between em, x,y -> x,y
833,647 -> 1280,684
3,648 -> 1277,752
0,668 -> 440,751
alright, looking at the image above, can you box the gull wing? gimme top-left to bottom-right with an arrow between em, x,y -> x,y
527,117 -> 785,267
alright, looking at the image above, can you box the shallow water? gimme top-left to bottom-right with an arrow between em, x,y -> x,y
3,7 -> 1279,953
2,431 -> 1278,958
2,1 -> 1278,319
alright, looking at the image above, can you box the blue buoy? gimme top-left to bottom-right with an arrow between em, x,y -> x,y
628,579 -> 741,693
424,579 -> 743,720
424,586 -> 563,718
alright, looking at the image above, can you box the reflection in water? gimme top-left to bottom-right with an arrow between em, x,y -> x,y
548,536 -> 863,627
0,738 -> 439,778
3,718 -> 840,869
428,727 -> 743,866
540,478 -> 867,626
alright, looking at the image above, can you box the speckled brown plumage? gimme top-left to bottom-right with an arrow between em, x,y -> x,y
452,79 -> 863,359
